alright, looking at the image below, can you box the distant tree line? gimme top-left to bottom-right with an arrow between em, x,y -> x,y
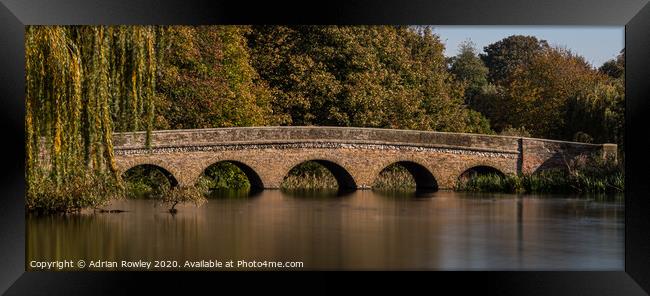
448,36 -> 624,148
153,26 -> 623,148
153,26 -> 491,134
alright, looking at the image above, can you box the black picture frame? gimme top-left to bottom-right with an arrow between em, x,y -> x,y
1,0 -> 649,294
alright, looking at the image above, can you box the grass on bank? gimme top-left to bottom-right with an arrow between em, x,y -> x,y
456,156 -> 624,194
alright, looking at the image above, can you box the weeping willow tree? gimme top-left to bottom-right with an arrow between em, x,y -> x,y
25,26 -> 156,212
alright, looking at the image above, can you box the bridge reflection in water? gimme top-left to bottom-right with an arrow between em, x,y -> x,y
26,191 -> 624,270
112,126 -> 617,191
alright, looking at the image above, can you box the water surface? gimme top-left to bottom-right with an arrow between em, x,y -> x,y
27,191 -> 623,270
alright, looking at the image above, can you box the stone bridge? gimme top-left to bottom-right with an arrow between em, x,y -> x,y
112,126 -> 617,190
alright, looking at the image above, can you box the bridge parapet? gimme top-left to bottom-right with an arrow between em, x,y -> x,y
113,126 -> 522,152
520,138 -> 618,174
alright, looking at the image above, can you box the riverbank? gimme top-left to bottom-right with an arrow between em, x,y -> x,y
456,161 -> 624,195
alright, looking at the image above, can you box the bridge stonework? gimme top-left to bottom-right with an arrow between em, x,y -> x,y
111,127 -> 617,190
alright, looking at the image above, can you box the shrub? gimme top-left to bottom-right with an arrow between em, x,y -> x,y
27,171 -> 124,214
159,185 -> 207,214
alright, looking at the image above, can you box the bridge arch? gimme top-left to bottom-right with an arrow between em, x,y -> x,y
199,160 -> 264,190
373,160 -> 438,191
458,164 -> 506,181
121,163 -> 179,188
282,159 -> 357,190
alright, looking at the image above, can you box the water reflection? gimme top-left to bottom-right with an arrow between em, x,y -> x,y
281,188 -> 355,199
27,191 -> 623,270
206,188 -> 261,199
373,189 -> 437,199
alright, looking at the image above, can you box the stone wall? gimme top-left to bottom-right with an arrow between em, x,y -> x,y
520,138 -> 618,174
112,127 -> 616,190
112,126 -> 521,151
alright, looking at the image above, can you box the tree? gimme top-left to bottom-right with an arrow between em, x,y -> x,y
160,186 -> 207,214
507,47 -> 601,139
567,72 -> 624,148
473,45 -> 605,139
26,26 -> 157,211
480,35 -> 549,84
469,84 -> 512,132
598,49 -> 625,79
448,40 -> 489,104
154,26 -> 275,129
589,48 -> 625,149
247,25 -> 492,134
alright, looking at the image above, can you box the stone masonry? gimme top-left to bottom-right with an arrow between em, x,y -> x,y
111,126 -> 618,190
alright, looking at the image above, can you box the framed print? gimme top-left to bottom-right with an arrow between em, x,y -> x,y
1,0 -> 649,294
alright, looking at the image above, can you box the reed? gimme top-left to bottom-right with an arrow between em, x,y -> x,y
280,164 -> 338,190
372,164 -> 416,191
457,156 -> 624,194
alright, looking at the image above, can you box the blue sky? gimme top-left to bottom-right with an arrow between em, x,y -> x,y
432,26 -> 624,68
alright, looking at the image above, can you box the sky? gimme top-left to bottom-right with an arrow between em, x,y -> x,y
432,26 -> 624,68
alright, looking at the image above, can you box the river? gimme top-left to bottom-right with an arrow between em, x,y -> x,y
26,190 -> 623,270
